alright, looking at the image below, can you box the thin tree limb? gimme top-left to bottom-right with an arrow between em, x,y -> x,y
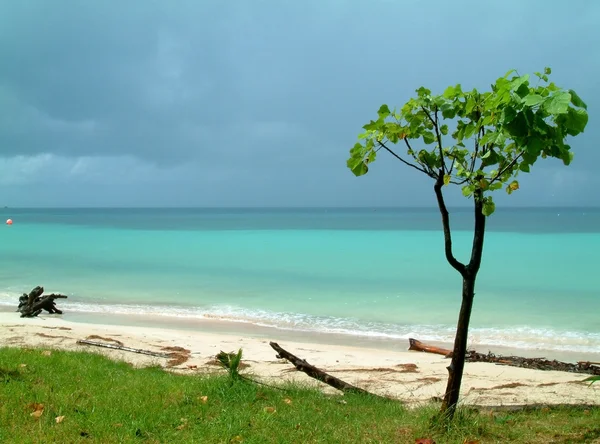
377,140 -> 435,178
270,342 -> 383,397
77,339 -> 172,358
422,106 -> 447,174
433,172 -> 467,277
489,152 -> 524,184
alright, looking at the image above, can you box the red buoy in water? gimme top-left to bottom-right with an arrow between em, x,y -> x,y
6,219 -> 12,225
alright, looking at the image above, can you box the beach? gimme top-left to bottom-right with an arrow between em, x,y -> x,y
2,312 -> 598,408
2,207 -> 600,408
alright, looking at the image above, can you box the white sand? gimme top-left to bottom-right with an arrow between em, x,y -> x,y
1,313 -> 598,407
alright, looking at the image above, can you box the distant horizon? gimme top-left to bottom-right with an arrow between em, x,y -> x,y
2,205 -> 599,210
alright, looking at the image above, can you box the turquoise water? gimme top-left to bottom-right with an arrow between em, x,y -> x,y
1,208 -> 599,354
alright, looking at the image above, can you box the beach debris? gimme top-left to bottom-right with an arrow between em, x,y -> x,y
28,403 -> 44,418
76,339 -> 172,359
161,346 -> 191,367
408,338 -> 600,376
17,286 -> 68,318
77,339 -> 191,366
409,338 -> 452,357
269,341 -> 385,398
86,335 -> 124,346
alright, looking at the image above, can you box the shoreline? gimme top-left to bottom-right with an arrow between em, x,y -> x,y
2,312 -> 599,407
3,307 -> 600,364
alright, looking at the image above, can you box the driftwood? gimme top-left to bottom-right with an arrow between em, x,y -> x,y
409,338 -> 452,357
465,350 -> 600,376
408,338 -> 600,376
270,341 -> 379,397
77,339 -> 172,359
17,286 -> 68,318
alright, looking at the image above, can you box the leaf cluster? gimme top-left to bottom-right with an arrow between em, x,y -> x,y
217,348 -> 244,381
347,68 -> 588,215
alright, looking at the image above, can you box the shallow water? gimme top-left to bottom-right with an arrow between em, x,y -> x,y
1,207 -> 599,355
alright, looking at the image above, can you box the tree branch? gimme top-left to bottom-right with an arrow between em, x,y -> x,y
468,190 -> 487,275
434,171 -> 467,277
489,151 -> 524,184
470,127 -> 483,174
378,140 -> 435,178
422,106 -> 447,174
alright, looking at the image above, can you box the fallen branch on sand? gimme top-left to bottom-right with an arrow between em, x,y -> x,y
409,338 -> 452,357
269,341 -> 384,397
18,286 -> 68,318
465,350 -> 600,375
76,339 -> 172,359
408,338 -> 600,376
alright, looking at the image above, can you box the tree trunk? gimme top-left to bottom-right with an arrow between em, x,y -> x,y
440,275 -> 476,416
434,172 -> 486,420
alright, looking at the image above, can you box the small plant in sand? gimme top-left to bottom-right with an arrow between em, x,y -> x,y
216,348 -> 244,382
347,67 -> 588,419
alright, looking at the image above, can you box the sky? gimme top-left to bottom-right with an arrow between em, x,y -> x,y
0,0 -> 599,207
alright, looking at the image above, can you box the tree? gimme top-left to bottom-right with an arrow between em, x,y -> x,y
346,68 -> 588,419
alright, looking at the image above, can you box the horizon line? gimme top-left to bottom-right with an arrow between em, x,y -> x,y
2,205 -> 599,210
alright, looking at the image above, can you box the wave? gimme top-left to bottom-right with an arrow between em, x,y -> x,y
2,293 -> 599,354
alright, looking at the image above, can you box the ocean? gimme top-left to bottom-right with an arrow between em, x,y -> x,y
1,207 -> 599,356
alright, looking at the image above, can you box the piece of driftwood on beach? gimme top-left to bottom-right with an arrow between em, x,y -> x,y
17,286 -> 68,318
77,339 -> 172,359
408,338 -> 600,376
269,341 -> 382,397
465,350 -> 600,375
408,338 -> 453,357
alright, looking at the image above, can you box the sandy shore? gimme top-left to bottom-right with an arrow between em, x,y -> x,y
1,312 -> 598,407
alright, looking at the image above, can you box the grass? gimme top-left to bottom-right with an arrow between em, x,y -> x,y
1,347 -> 599,443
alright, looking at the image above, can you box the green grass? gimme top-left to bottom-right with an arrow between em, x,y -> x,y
1,347 -> 599,443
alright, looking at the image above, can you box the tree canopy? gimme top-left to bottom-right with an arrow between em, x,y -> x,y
347,68 -> 589,216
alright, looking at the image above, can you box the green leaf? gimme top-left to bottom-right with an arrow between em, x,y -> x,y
482,198 -> 496,216
443,85 -> 456,99
348,159 -> 368,176
463,123 -> 476,139
501,106 -> 517,123
544,91 -> 571,114
504,112 -> 529,138
440,103 -> 456,119
519,162 -> 530,173
568,89 -> 587,110
440,124 -> 448,135
422,131 -> 436,144
363,120 -> 380,131
510,74 -> 530,91
544,67 -> 552,75
561,150 -> 574,166
378,104 -> 391,118
563,108 -> 589,136
461,184 -> 475,197
523,94 -> 544,106
443,174 -> 451,186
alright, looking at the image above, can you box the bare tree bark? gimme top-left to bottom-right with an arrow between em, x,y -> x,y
439,189 -> 486,418
269,342 -> 381,397
408,338 -> 452,357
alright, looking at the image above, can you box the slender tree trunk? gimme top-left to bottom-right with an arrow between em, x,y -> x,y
434,172 -> 487,420
440,274 -> 476,416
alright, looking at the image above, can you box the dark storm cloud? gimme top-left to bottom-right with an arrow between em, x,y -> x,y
0,0 -> 599,206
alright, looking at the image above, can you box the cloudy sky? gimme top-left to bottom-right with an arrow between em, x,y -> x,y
0,0 -> 598,207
